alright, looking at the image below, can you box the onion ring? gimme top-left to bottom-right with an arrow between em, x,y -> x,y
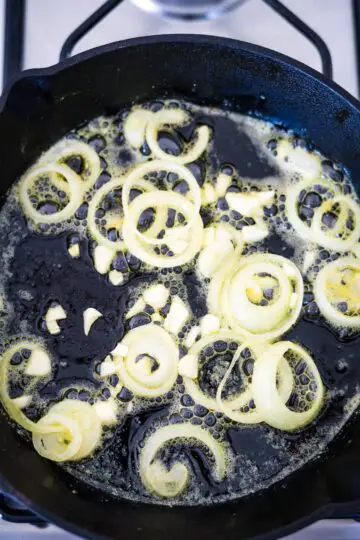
139,423 -> 227,498
117,324 -> 179,397
252,341 -> 324,431
314,257 -> 360,328
145,109 -> 211,164
40,139 -> 101,189
208,253 -> 304,341
122,191 -> 203,268
33,399 -> 102,462
19,164 -> 84,225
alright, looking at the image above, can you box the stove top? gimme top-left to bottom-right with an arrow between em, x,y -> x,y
1,1 -> 360,538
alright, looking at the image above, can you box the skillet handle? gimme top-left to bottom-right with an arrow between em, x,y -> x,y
0,493 -> 47,528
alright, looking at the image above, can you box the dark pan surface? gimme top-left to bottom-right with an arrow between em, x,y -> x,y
1,35 -> 360,540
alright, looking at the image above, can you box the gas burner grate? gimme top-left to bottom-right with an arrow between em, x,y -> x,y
3,0 -> 334,88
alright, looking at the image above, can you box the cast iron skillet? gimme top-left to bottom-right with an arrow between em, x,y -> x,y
1,34 -> 360,540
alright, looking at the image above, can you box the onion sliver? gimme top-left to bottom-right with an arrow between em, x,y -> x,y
32,400 -> 102,462
139,423 -> 227,497
209,253 -> 304,341
19,164 -> 84,224
121,159 -> 202,242
183,331 -> 244,411
310,195 -> 360,252
145,109 -> 211,165
314,257 -> 360,328
215,342 -> 293,424
122,191 -> 203,268
40,139 -> 101,189
252,341 -> 324,431
117,324 -> 178,397
0,341 -> 54,433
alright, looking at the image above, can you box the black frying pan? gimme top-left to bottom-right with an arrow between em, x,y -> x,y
1,35 -> 360,540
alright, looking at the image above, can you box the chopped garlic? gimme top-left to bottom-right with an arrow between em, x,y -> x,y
125,297 -> 146,319
136,355 -> 155,376
302,251 -> 316,273
143,284 -> 169,310
25,349 -> 51,377
100,358 -> 117,377
274,139 -> 321,178
226,191 -> 274,217
127,402 -> 134,413
11,395 -> 32,409
198,240 -> 234,278
215,173 -> 232,197
185,325 -> 200,348
214,225 -> 233,243
200,314 -> 220,335
123,109 -> 153,148
111,343 -> 128,357
203,226 -> 216,247
83,307 -> 102,336
246,283 -> 263,304
242,224 -> 269,243
109,270 -> 124,286
94,400 -> 118,425
163,296 -> 189,334
178,354 -> 198,379
68,243 -> 80,258
45,304 -> 67,335
93,245 -> 115,275
201,183 -> 217,205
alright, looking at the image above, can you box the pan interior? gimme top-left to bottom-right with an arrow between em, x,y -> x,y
0,98 -> 359,507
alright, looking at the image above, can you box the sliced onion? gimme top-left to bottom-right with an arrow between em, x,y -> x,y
121,159 -> 201,243
40,139 -> 101,189
284,177 -> 360,252
117,324 -> 178,397
19,164 -> 84,224
209,253 -> 304,341
122,191 -> 203,268
87,176 -> 167,250
139,423 -> 227,498
33,399 -> 101,462
314,257 -> 360,328
145,109 -> 211,164
183,331 -> 244,411
0,341 -> 54,433
310,195 -> 360,252
252,341 -> 324,431
215,342 -> 293,424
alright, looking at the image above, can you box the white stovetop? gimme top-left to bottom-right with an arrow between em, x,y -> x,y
0,0 -> 359,538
